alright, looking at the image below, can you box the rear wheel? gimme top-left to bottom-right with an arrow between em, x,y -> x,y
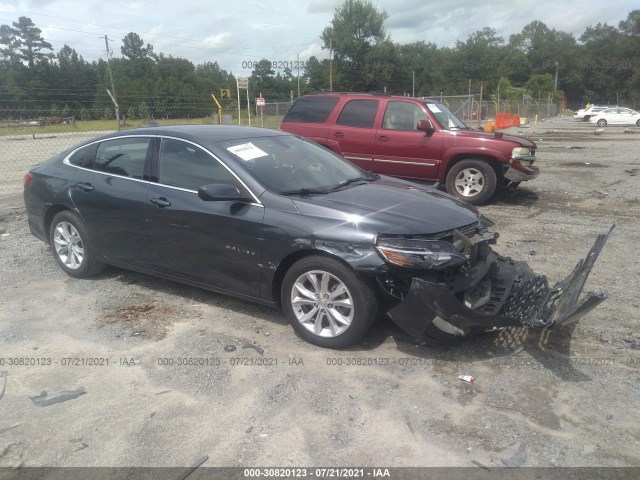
597,119 -> 607,127
445,159 -> 497,204
281,256 -> 378,348
636,119 -> 640,127
49,210 -> 104,278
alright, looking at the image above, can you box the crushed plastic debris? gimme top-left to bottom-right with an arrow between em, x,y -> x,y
30,387 -> 86,406
502,442 -> 527,468
459,375 -> 475,384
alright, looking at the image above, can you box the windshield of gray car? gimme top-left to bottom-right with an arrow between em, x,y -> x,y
424,102 -> 469,130
218,135 -> 375,195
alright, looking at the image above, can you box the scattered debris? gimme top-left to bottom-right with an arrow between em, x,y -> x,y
97,303 -> 182,340
30,387 -> 86,407
458,375 -> 475,384
624,338 -> 640,350
224,345 -> 237,352
175,455 -> 209,480
594,128 -> 605,135
243,343 -> 264,355
583,445 -> 595,454
566,146 -> 584,149
502,442 -> 527,468
0,424 -> 20,436
75,443 -> 89,452
0,370 -> 6,401
624,169 -> 638,177
245,426 -> 253,433
623,129 -> 640,134
155,390 -> 171,395
631,387 -> 640,396
471,460 -> 490,471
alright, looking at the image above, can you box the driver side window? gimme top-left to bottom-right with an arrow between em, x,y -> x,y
382,102 -> 429,131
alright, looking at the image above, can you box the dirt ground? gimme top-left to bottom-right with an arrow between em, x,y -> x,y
0,116 -> 639,472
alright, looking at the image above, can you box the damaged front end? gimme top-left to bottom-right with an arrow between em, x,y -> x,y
377,223 -> 614,343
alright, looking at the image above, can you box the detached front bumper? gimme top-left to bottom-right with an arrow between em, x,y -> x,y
387,226 -> 613,342
504,162 -> 539,182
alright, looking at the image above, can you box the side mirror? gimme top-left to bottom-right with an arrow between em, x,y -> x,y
197,183 -> 253,202
417,119 -> 435,135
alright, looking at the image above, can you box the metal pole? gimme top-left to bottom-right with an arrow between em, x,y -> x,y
297,54 -> 300,98
412,70 -> 415,97
329,38 -> 333,91
554,62 -> 559,90
236,78 -> 241,125
104,35 -> 120,131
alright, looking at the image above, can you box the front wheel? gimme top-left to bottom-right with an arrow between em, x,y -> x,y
597,119 -> 607,127
49,210 -> 104,278
445,159 -> 497,204
281,256 -> 378,348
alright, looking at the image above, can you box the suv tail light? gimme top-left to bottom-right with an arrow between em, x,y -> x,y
24,172 -> 33,188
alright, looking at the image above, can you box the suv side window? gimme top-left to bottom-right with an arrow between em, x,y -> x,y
158,138 -> 236,191
336,100 -> 378,128
282,96 -> 339,123
382,102 -> 429,130
95,137 -> 150,178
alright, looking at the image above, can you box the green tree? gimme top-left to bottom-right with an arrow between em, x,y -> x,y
121,32 -> 154,60
321,0 -> 388,90
525,73 -> 555,98
0,17 -> 53,68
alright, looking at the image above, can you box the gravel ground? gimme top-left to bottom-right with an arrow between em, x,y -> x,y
0,116 -> 639,471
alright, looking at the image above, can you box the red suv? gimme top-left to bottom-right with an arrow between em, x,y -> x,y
280,93 -> 538,204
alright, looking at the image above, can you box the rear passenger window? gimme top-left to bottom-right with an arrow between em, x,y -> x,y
336,100 -> 378,128
68,143 -> 98,169
282,96 -> 339,123
95,138 -> 150,179
158,139 -> 236,191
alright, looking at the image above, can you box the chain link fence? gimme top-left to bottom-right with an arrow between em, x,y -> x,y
1,95 -> 559,196
423,94 -> 559,128
0,101 -> 294,196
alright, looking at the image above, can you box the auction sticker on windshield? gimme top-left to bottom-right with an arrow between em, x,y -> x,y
227,142 -> 269,161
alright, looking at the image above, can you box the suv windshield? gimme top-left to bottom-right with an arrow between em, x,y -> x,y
219,135 -> 373,195
424,102 -> 469,130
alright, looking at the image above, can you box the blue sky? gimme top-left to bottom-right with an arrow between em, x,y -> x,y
0,0 -> 636,75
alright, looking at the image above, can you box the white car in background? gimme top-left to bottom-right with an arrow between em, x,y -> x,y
590,107 -> 640,127
574,105 -> 607,121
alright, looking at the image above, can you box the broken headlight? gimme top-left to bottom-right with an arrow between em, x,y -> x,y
375,237 -> 468,270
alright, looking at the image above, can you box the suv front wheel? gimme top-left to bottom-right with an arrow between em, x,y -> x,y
445,159 -> 497,204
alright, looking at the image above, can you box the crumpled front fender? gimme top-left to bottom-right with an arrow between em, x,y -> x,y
387,226 -> 614,342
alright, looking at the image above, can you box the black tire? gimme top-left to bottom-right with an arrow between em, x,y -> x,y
597,118 -> 607,127
281,256 -> 378,348
445,159 -> 497,205
49,210 -> 104,278
636,119 -> 640,127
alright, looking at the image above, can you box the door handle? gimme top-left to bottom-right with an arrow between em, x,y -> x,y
76,182 -> 94,192
377,136 -> 389,142
149,197 -> 171,207
334,132 -> 344,138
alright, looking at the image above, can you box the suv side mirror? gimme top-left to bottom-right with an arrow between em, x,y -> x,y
198,183 -> 253,202
417,119 -> 435,135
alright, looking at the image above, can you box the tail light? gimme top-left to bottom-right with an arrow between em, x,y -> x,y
24,172 -> 33,188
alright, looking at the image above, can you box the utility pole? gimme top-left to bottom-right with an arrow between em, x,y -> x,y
329,38 -> 333,92
412,70 -> 415,97
554,61 -> 559,90
104,35 -> 120,131
297,53 -> 300,98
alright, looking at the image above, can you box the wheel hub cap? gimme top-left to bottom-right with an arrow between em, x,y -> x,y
53,221 -> 84,269
454,168 -> 485,197
291,270 -> 354,338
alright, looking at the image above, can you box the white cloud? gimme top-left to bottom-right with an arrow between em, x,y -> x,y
201,32 -> 232,49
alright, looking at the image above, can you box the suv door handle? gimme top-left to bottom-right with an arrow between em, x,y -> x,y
76,182 -> 94,192
149,197 -> 171,208
377,135 -> 389,142
334,132 -> 344,138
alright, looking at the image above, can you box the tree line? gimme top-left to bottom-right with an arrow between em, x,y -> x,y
1,2 -> 639,121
